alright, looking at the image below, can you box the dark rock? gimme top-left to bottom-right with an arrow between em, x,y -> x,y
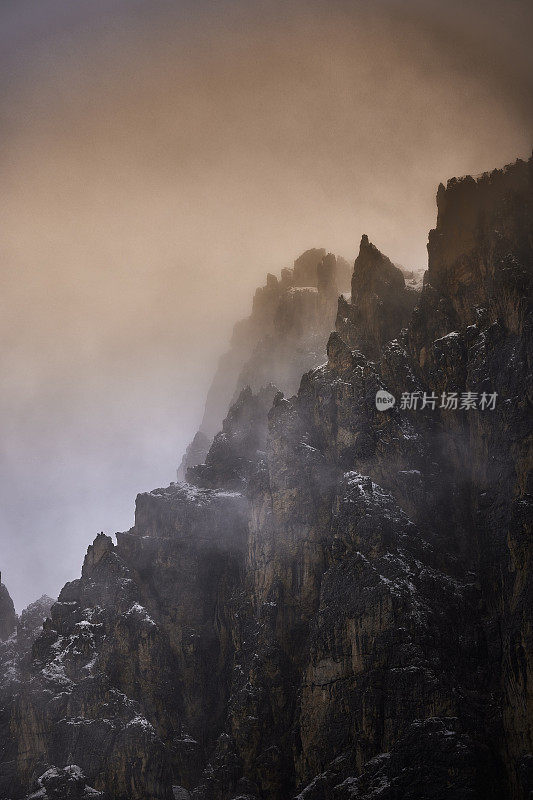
336,234 -> 418,359
177,431 -> 211,483
24,765 -> 103,799
0,576 -> 17,641
182,247 -> 352,467
293,249 -> 327,287
17,595 -> 55,653
188,384 -> 279,491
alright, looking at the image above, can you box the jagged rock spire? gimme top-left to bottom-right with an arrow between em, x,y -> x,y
0,576 -> 17,640
335,235 -> 417,359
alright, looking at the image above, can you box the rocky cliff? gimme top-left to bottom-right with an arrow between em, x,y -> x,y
0,155 -> 531,800
336,234 -> 418,359
178,250 -> 352,480
0,589 -> 55,799
0,577 -> 17,642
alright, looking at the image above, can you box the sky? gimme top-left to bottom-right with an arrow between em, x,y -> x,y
1,0 -> 531,610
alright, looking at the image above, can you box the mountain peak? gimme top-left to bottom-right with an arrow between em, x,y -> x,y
0,578 -> 16,640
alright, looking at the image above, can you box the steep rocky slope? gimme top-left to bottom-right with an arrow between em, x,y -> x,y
0,590 -> 55,800
0,155 -> 531,800
336,234 -> 418,358
0,577 -> 17,641
178,250 -> 352,479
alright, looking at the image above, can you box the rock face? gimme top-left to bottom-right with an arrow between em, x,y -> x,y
177,432 -> 211,483
17,595 -> 56,652
178,249 -> 352,479
188,384 -> 279,490
0,575 -> 17,641
403,157 -> 533,800
25,765 -> 103,799
1,155 -> 532,800
336,234 -> 418,359
1,501 -> 247,800
0,589 -> 55,799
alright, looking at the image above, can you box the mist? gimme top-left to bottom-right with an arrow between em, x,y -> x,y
1,0 -> 531,610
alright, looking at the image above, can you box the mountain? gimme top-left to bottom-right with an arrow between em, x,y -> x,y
0,576 -> 17,642
0,155 -> 531,800
0,589 -> 56,798
177,249 -> 352,480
